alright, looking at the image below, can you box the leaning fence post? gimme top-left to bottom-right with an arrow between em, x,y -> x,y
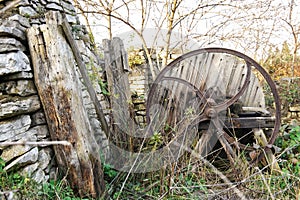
27,11 -> 105,198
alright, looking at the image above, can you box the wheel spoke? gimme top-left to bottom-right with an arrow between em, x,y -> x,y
146,47 -> 281,169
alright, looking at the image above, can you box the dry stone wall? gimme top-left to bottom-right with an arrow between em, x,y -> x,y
129,63 -> 153,127
0,0 -> 150,185
0,0 -> 108,183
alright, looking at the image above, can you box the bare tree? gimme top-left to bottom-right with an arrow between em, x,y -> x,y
74,0 -> 158,78
74,0 -> 300,78
75,0 -> 238,78
188,1 -> 281,58
280,0 -> 300,78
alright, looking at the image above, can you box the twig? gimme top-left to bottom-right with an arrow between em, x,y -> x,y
255,166 -> 275,200
0,141 -> 71,146
0,189 -> 18,200
0,189 -> 19,195
174,141 -> 248,200
0,0 -> 22,16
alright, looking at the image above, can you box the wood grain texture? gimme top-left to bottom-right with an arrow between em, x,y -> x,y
103,38 -> 134,150
27,11 -> 104,198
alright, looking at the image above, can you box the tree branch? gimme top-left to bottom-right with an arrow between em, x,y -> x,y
0,141 -> 71,146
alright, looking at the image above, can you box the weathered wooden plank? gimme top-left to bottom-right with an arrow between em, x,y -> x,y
206,53 -> 224,91
61,14 -> 109,136
201,53 -> 212,89
190,54 -> 204,90
253,128 -> 280,171
147,80 -> 171,132
199,53 -> 213,92
178,56 -> 206,115
221,55 -> 236,93
198,117 -> 275,129
27,11 -> 104,198
242,72 -> 256,106
165,62 -> 182,111
103,38 -> 133,149
170,52 -> 268,111
254,87 -> 266,108
240,71 -> 263,108
177,59 -> 190,113
226,61 -> 246,97
166,66 -> 182,125
159,51 -> 269,115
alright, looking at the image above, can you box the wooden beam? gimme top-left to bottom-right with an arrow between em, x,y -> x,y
103,38 -> 134,150
27,11 -> 105,198
0,0 -> 21,16
198,116 -> 275,129
253,128 -> 280,172
61,14 -> 109,136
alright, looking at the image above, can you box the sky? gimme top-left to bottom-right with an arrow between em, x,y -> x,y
77,0 -> 299,59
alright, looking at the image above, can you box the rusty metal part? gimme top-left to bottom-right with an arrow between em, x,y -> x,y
198,117 -> 275,129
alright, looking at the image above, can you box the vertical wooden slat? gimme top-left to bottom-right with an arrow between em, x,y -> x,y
243,73 -> 256,106
221,55 -> 236,95
103,38 -> 133,149
227,62 -> 246,98
192,53 -> 206,91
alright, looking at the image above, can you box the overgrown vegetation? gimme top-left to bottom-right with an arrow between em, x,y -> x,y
1,34 -> 300,200
262,41 -> 300,79
0,158 -> 82,199
1,82 -> 300,198
99,123 -> 300,199
127,48 -> 146,68
1,121 -> 299,199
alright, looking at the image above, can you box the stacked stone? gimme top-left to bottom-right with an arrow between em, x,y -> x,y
129,63 -> 153,127
0,1 -> 53,183
0,0 -> 109,183
75,39 -> 110,156
131,95 -> 147,127
0,0 -> 154,184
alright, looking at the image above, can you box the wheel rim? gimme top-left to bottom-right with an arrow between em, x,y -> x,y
146,47 -> 281,165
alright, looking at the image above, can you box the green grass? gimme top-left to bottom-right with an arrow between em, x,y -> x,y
103,123 -> 300,199
1,123 -> 299,199
0,161 -> 80,200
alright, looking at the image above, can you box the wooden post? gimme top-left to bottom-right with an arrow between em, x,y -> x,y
61,15 -> 109,136
103,38 -> 134,150
253,128 -> 280,172
27,11 -> 105,198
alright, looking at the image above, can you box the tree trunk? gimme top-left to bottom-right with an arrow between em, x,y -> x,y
27,11 -> 105,198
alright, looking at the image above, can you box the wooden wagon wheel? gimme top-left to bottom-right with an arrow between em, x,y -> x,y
146,48 -> 281,170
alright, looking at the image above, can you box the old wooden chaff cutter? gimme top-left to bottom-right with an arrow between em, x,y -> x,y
145,48 -> 281,170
